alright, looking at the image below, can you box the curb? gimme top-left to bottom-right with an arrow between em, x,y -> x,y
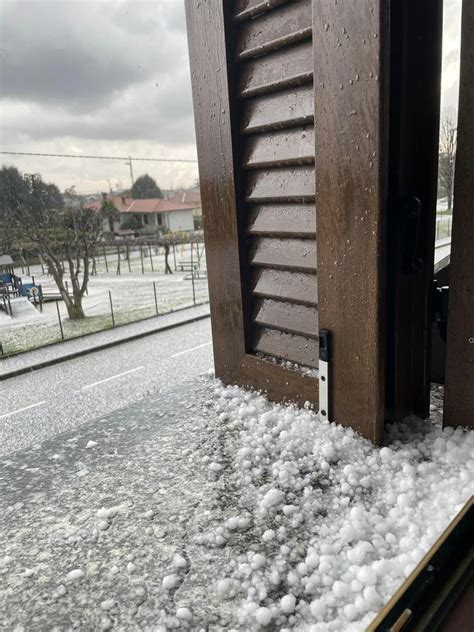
0,311 -> 210,382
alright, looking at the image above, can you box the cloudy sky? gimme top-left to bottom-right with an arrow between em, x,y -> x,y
0,0 -> 463,194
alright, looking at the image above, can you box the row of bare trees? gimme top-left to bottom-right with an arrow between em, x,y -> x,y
0,166 -> 202,320
0,167 -> 107,319
438,108 -> 457,211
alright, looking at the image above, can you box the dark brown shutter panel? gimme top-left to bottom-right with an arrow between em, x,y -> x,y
237,0 -> 318,373
444,0 -> 474,428
185,0 -> 246,384
312,2 -> 389,442
384,0 -> 443,422
186,0 -> 319,409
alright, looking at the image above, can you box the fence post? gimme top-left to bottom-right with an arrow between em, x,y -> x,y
172,244 -> 177,271
140,245 -> 145,275
103,245 -> 109,273
153,281 -> 159,315
116,245 -> 121,275
56,302 -> 64,341
109,290 -> 115,327
127,245 -> 131,272
150,246 -> 155,272
190,245 -> 196,305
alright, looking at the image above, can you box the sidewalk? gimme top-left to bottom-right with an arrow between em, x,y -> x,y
0,303 -> 210,380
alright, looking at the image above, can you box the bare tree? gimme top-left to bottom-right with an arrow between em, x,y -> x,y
438,108 -> 457,210
0,166 -> 28,255
4,168 -> 106,320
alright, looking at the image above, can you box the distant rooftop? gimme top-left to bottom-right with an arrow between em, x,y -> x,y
86,195 -> 199,214
166,188 -> 201,206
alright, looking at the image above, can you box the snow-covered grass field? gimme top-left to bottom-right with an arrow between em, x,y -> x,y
0,248 -> 209,356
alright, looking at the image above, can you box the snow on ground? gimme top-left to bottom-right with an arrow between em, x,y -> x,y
1,377 -> 472,631
191,381 -> 473,630
0,258 -> 209,355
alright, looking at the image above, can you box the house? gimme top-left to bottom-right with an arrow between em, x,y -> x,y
87,194 -> 198,234
166,188 -> 202,222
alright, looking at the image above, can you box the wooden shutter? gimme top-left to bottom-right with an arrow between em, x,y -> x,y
186,1 -> 442,443
312,2 -> 389,442
186,0 -> 318,409
444,0 -> 474,428
239,1 -> 318,373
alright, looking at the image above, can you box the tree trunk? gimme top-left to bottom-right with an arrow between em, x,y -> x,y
66,298 -> 85,319
164,244 -> 173,274
47,260 -> 86,321
62,290 -> 85,320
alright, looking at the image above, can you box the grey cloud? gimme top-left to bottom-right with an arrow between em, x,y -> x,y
0,0 -> 189,112
2,61 -> 195,146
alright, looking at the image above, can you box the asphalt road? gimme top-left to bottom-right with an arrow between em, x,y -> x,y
0,318 -> 213,456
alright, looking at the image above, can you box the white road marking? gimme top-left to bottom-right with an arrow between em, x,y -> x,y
81,366 -> 144,390
0,400 -> 46,420
172,341 -> 212,358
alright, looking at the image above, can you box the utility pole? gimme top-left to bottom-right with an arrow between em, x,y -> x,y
125,156 -> 134,186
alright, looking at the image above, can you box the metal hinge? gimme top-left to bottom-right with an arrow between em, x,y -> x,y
432,281 -> 449,343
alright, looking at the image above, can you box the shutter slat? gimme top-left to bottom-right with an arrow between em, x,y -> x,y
239,40 -> 313,98
234,0 -> 290,23
248,204 -> 316,236
237,0 -> 312,60
241,86 -> 314,135
254,298 -> 318,338
250,237 -> 317,272
243,126 -> 314,169
253,326 -> 319,368
252,269 -> 317,306
246,166 -> 315,202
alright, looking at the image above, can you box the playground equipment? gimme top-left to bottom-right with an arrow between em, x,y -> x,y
0,257 -> 44,317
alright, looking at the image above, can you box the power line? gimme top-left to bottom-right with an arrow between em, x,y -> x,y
0,151 -> 198,163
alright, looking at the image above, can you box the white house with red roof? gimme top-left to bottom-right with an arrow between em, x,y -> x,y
166,187 -> 202,222
88,194 -> 198,234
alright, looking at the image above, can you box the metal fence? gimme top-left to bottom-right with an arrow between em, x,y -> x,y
435,215 -> 452,240
0,242 -> 208,357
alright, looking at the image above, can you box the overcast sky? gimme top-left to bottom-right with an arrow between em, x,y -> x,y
0,0 -> 463,194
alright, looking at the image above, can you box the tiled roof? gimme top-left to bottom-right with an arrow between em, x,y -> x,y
167,188 -> 201,205
86,195 -> 198,214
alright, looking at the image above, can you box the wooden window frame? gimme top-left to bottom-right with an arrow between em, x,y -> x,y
444,0 -> 474,428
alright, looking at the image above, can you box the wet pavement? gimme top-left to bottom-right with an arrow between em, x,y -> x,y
0,378 -> 233,631
0,303 -> 210,379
